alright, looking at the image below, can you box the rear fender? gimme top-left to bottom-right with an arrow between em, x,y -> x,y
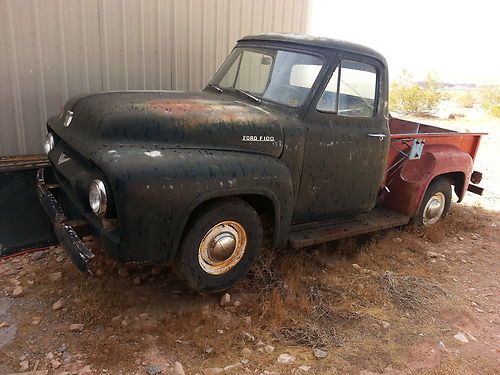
382,144 -> 473,217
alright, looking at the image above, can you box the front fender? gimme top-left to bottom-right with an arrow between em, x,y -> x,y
383,144 -> 473,217
92,147 -> 294,263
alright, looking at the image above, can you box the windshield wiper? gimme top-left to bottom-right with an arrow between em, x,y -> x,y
235,89 -> 262,104
208,83 -> 223,93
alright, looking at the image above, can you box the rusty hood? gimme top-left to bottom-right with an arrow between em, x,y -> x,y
48,91 -> 284,159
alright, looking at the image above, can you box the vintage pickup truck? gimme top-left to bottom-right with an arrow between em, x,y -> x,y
38,33 -> 485,293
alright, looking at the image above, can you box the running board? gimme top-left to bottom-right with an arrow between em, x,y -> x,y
289,208 -> 410,248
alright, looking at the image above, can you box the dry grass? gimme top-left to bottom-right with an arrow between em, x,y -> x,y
3,204 -> 498,374
381,271 -> 446,312
409,204 -> 490,243
236,225 -> 451,352
231,207 -> 498,358
276,325 -> 329,349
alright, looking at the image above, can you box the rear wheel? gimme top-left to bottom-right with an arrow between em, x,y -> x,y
413,177 -> 452,226
174,198 -> 263,293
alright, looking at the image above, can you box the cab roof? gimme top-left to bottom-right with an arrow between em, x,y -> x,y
238,33 -> 387,65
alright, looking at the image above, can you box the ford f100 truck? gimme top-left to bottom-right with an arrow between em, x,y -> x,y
38,33 -> 485,293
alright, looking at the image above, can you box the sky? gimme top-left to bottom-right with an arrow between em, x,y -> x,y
309,0 -> 500,85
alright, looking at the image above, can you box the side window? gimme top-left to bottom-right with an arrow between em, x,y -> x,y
317,60 -> 377,117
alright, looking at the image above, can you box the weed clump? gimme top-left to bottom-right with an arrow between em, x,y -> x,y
381,271 -> 445,312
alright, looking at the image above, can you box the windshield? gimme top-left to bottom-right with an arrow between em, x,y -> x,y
210,47 -> 323,108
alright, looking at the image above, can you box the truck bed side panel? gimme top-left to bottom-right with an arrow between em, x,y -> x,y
380,117 -> 484,217
382,144 -> 474,217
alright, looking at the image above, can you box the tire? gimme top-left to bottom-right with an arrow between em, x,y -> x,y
413,177 -> 452,226
174,198 -> 263,293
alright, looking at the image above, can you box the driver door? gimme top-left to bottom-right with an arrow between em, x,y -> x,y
293,53 -> 389,223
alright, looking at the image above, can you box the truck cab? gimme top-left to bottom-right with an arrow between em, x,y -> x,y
211,34 -> 390,223
38,33 -> 484,293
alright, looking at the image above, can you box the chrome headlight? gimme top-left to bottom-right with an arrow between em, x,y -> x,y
43,133 -> 54,154
89,179 -> 107,217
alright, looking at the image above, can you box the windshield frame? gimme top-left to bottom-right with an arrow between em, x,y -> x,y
208,44 -> 327,110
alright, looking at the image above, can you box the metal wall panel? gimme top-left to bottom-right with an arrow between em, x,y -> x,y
0,0 -> 309,155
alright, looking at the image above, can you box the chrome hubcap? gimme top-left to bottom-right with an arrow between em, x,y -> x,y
198,221 -> 247,275
211,233 -> 237,261
423,192 -> 445,225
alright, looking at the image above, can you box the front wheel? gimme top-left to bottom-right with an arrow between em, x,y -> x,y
174,198 -> 263,293
413,177 -> 452,226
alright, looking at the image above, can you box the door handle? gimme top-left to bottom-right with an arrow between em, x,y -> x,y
368,133 -> 386,140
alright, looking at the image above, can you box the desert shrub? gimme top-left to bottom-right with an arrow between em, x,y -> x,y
456,91 -> 476,108
490,104 -> 500,117
479,86 -> 500,117
390,71 -> 442,116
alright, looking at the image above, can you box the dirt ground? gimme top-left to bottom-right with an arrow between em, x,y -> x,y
0,116 -> 499,375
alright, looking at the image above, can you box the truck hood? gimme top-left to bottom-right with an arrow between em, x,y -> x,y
48,91 -> 284,159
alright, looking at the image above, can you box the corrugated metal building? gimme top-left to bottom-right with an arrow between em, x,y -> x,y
0,0 -> 310,155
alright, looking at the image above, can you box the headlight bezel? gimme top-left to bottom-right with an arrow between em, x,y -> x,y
43,133 -> 55,155
88,179 -> 107,217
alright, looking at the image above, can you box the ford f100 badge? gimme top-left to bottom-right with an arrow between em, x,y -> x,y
242,135 -> 275,142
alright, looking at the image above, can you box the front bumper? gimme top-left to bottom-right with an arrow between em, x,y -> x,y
36,168 -> 94,272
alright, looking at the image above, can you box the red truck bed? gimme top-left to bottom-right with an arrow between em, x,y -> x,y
388,117 -> 485,164
381,117 -> 486,217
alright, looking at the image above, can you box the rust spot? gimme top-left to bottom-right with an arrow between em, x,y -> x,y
148,99 -> 211,116
146,99 -> 274,124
